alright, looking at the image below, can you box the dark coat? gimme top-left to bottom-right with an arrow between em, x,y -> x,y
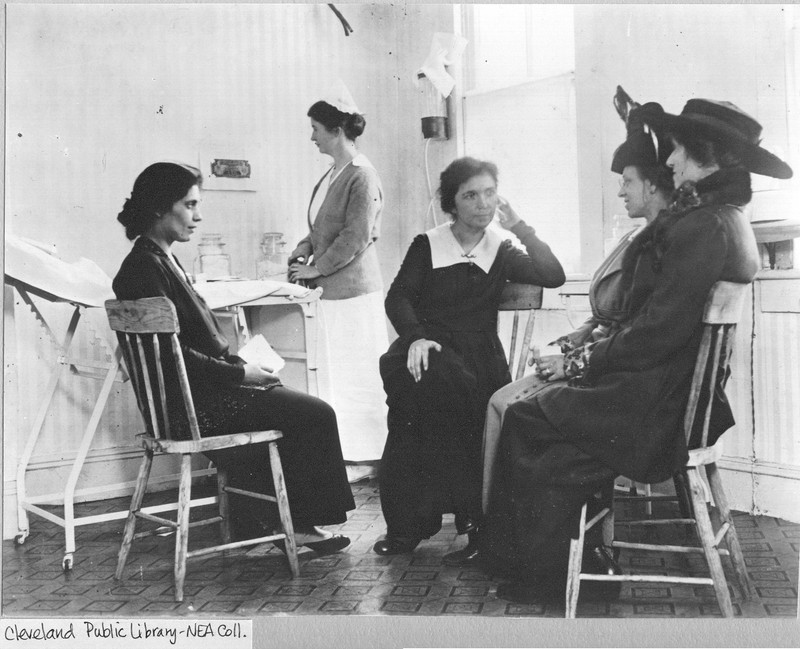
537,168 -> 760,483
112,236 -> 246,388
112,236 -> 355,527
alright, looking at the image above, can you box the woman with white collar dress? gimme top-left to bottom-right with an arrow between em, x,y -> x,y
373,157 -> 565,557
288,84 -> 389,482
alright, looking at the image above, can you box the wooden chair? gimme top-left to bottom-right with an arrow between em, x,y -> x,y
498,283 -> 544,380
106,297 -> 299,602
565,281 -> 753,618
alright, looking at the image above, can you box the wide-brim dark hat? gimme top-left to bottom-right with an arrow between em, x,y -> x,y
611,102 -> 672,173
645,98 -> 792,179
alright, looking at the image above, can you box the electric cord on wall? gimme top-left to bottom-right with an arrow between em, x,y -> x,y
423,137 -> 440,227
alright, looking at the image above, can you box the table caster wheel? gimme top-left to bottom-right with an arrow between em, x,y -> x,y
62,554 -> 73,571
14,533 -> 28,547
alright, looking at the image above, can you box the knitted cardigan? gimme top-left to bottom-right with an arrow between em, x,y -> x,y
295,157 -> 384,300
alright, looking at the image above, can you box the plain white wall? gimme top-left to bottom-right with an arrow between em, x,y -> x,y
5,3 -> 458,287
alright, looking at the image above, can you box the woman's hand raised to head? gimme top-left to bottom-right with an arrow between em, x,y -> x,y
407,339 -> 442,382
496,196 -> 522,230
242,363 -> 281,386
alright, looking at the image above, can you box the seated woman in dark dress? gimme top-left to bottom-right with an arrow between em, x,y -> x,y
112,161 -> 355,553
373,156 -> 565,559
483,100 -> 792,604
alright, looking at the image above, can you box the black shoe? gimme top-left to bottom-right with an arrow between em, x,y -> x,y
586,545 -> 622,576
372,536 -> 421,555
454,514 -> 480,535
443,544 -> 481,567
303,534 -> 351,555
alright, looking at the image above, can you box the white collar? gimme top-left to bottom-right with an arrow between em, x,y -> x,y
426,222 -> 503,273
330,153 -> 371,173
328,153 -> 372,186
351,153 -> 372,168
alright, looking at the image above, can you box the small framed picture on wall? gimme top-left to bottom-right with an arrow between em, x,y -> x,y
199,146 -> 257,191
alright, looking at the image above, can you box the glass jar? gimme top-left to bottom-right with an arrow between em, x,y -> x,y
256,232 -> 288,280
193,233 -> 232,280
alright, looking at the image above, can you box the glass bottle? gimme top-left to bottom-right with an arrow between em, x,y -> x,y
256,232 -> 288,280
193,233 -> 232,280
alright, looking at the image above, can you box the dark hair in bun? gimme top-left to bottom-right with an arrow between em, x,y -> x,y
117,162 -> 202,240
307,101 -> 366,141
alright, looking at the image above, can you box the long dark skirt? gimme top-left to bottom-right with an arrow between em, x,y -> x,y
482,398 -> 615,582
187,384 -> 355,531
379,333 -> 507,539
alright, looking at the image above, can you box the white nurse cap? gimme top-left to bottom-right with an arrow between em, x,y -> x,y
320,79 -> 361,115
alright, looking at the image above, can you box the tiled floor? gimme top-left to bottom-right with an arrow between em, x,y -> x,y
3,478 -> 798,619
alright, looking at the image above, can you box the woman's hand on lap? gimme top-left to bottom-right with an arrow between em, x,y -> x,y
243,363 -> 281,386
530,345 -> 565,382
407,339 -> 442,382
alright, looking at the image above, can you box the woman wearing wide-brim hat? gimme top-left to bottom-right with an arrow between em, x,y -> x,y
484,98 -> 793,605
650,98 -> 792,180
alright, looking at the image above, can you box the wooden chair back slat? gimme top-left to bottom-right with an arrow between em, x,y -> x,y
498,283 -> 544,382
702,325 -> 735,448
118,332 -> 146,418
682,282 -> 748,448
683,328 -> 710,444
106,298 -> 201,442
697,328 -> 725,448
172,335 -> 202,441
516,310 -> 537,381
106,297 -> 180,334
134,333 -> 163,440
152,334 -> 172,441
498,283 -> 544,311
509,311 -> 521,377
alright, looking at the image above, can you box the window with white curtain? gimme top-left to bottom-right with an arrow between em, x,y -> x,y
460,5 -> 581,273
